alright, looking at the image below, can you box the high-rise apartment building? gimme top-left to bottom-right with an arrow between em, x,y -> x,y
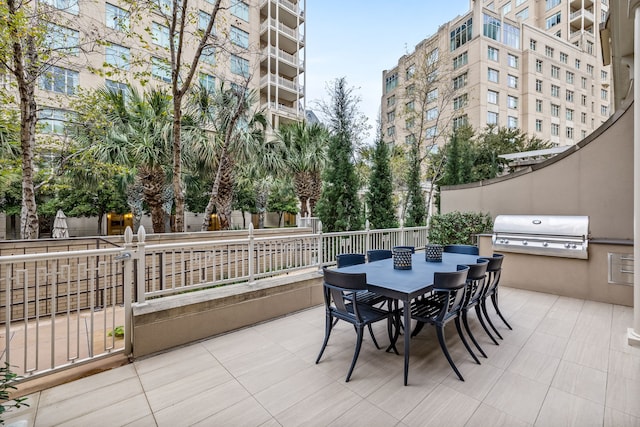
34,0 -> 305,135
381,0 -> 611,148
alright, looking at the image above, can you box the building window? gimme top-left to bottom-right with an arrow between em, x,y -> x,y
536,59 -> 543,72
601,70 -> 608,80
546,12 -> 561,29
387,110 -> 395,123
581,77 -> 587,89
230,26 -> 249,49
536,99 -> 543,112
546,0 -> 561,10
199,73 -> 215,92
487,111 -> 499,125
404,64 -> 416,80
450,17 -> 473,51
566,71 -> 574,84
581,130 -> 587,139
453,115 -> 468,130
581,94 -> 587,106
551,84 -> 560,97
200,45 -> 215,65
105,43 -> 130,70
551,65 -> 560,78
453,51 -> 468,70
551,123 -> 559,136
152,57 -> 171,82
581,112 -> 587,123
453,94 -> 468,110
530,39 -> 537,50
507,74 -> 518,88
601,105 -> 609,116
586,64 -> 594,76
106,3 -> 129,31
42,0 -> 78,14
387,126 -> 395,137
507,53 -> 519,68
507,95 -> 518,109
503,22 -> 520,48
385,73 -> 398,92
488,68 -> 499,83
230,54 -> 249,76
560,52 -> 568,63
536,79 -> 543,92
39,66 -> 78,95
507,116 -> 518,129
586,41 -> 594,55
39,108 -> 69,134
516,7 -> 529,20
230,1 -> 249,22
575,59 -> 581,69
566,108 -> 574,121
387,95 -> 396,107
426,107 -> 438,121
406,119 -> 414,130
483,14 -> 501,41
487,90 -> 499,104
152,22 -> 170,48
487,46 -> 499,61
453,72 -> 468,90
427,88 -> 438,103
535,119 -> 543,132
545,45 -> 554,58
502,2 -> 511,14
105,79 -> 128,94
426,126 -> 437,138
45,23 -> 79,55
405,100 -> 415,112
566,89 -> 574,102
405,134 -> 416,145
551,103 -> 560,117
405,84 -> 415,97
566,127 -> 574,139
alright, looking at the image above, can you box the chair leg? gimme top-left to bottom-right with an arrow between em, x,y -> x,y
436,325 -> 464,381
455,316 -> 480,365
481,299 -> 504,340
316,313 -> 334,364
491,293 -> 512,330
411,321 -> 426,337
475,305 -> 499,345
386,312 -> 399,355
346,326 -> 364,382
368,324 -> 381,349
462,309 -> 487,358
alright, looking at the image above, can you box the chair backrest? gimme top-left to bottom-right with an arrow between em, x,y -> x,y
367,249 -> 393,262
432,265 -> 469,321
443,244 -> 479,255
336,253 -> 366,268
322,267 -> 368,320
479,253 -> 504,294
463,259 -> 489,305
393,245 -> 415,254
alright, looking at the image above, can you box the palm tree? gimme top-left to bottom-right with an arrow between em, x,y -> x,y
89,86 -> 195,233
188,82 -> 274,230
274,121 -> 328,218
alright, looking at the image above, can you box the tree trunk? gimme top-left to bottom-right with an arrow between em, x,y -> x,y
309,171 -> 322,216
172,100 -> 184,232
97,212 -> 104,235
139,167 -> 167,233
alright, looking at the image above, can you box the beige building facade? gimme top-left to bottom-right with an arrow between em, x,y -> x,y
381,0 -> 612,148
35,0 -> 305,134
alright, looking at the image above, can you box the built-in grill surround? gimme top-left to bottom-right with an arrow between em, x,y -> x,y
492,215 -> 589,259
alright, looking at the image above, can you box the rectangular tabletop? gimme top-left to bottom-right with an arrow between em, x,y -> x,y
335,251 -> 482,385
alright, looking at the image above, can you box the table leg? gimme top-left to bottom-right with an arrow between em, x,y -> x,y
404,302 -> 411,386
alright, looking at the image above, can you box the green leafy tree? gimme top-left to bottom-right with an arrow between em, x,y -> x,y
366,132 -> 397,229
428,211 -> 493,245
316,78 -> 367,232
404,143 -> 427,227
267,179 -> 299,227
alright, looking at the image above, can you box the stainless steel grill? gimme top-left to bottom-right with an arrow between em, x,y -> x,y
492,215 -> 589,259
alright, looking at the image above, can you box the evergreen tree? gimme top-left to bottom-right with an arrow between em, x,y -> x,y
316,78 -> 366,232
367,134 -> 397,229
404,143 -> 427,227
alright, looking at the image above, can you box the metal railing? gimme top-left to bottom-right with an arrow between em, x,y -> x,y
0,222 -> 429,378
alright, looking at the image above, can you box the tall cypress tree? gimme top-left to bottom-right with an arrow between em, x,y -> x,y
367,136 -> 397,229
316,78 -> 364,232
404,143 -> 427,227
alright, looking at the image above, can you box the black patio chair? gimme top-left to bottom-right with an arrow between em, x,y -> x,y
367,249 -> 393,262
316,268 -> 398,382
479,253 -> 512,339
336,253 -> 366,268
410,265 -> 477,381
459,259 -> 494,356
444,244 -> 480,255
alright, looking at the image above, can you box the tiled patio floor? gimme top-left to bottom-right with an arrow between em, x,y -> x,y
4,287 -> 640,427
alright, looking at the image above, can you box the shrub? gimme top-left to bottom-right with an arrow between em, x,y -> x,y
428,211 -> 493,245
1,363 -> 29,424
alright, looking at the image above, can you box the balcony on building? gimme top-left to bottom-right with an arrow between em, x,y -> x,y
260,73 -> 303,102
259,0 -> 304,30
260,17 -> 304,54
261,45 -> 304,79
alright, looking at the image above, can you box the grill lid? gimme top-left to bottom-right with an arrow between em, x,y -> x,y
493,215 -> 589,238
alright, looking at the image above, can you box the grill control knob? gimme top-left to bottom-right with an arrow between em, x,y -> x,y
565,243 -> 571,248
543,242 -> 549,247
571,244 -> 577,249
523,240 -> 528,245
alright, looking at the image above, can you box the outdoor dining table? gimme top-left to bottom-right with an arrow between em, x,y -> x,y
336,251 -> 481,386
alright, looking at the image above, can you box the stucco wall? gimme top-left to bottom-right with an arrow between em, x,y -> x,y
440,102 -> 634,240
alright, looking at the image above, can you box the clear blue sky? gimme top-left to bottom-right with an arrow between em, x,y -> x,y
304,0 -> 471,142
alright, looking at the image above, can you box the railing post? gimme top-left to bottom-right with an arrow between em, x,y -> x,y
248,223 -> 255,284
365,220 -> 371,256
122,226 -> 134,357
136,226 -> 146,304
400,218 -> 405,246
317,220 -> 323,272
